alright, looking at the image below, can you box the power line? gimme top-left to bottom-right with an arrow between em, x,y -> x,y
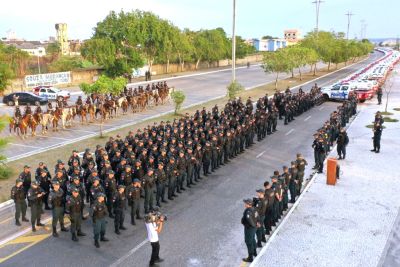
345,11 -> 354,40
312,0 -> 324,33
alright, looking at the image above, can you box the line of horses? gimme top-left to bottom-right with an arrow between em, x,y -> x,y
9,86 -> 174,139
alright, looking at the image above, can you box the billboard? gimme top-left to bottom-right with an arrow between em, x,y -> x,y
25,71 -> 71,88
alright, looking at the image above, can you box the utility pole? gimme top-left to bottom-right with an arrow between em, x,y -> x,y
232,0 -> 237,82
312,0 -> 324,33
345,11 -> 354,40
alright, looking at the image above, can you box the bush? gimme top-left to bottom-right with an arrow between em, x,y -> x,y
227,81 -> 244,100
0,165 -> 13,180
383,117 -> 399,123
170,90 -> 186,115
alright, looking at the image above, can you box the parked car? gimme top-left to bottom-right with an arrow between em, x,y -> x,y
3,92 -> 48,106
32,86 -> 70,101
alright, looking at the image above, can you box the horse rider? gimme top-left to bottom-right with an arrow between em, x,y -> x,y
14,106 -> 22,122
47,102 -> 54,114
35,103 -> 42,115
56,98 -> 64,109
76,96 -> 83,106
13,94 -> 20,107
24,104 -> 32,117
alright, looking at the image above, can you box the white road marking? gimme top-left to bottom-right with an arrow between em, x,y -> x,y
9,143 -> 41,149
109,239 -> 148,267
256,151 -> 266,158
285,129 -> 295,136
36,135 -> 69,140
319,106 -> 325,111
304,116 -> 312,122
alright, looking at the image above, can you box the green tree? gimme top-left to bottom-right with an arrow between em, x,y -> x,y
262,50 -> 292,89
235,36 -> 256,59
227,81 -> 244,99
0,115 -> 12,179
48,56 -> 94,72
80,75 -> 127,95
176,30 -> 194,71
170,90 -> 186,114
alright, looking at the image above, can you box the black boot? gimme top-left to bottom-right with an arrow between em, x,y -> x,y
60,224 -> 69,232
100,235 -> 109,242
77,230 -> 86,236
32,224 -> 36,232
115,229 -> 121,235
120,225 -> 127,230
52,227 -> 59,237
242,256 -> 253,263
72,233 -> 79,242
36,222 -> 45,227
22,217 -> 29,222
16,219 -> 21,226
257,241 -> 263,248
94,240 -> 100,248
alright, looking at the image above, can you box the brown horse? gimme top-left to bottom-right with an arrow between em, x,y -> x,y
77,104 -> 88,124
52,108 -> 62,131
28,114 -> 39,136
88,104 -> 96,122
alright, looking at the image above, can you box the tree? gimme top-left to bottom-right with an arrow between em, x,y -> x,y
0,115 -> 12,179
227,81 -> 244,99
0,63 -> 14,93
170,90 -> 186,114
262,50 -> 292,89
80,75 -> 127,95
235,36 -> 256,59
176,30 -> 194,71
48,56 -> 94,72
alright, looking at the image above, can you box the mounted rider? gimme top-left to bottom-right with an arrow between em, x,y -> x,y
24,104 -> 32,117
35,103 -> 42,114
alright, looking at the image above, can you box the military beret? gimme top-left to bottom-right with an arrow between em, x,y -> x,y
73,149 -> 78,153
104,160 -> 111,164
96,193 -> 106,198
118,185 -> 126,190
72,175 -> 80,180
158,162 -> 164,165
93,177 -> 100,181
125,165 -> 132,169
24,165 -> 30,168
16,178 -> 23,183
40,169 -> 47,174
243,198 -> 253,205
121,158 -> 127,161
85,148 -> 90,152
133,178 -> 140,183
147,168 -> 154,172
107,170 -> 115,175
72,188 -> 79,193
296,153 -> 302,157
52,180 -> 60,185
57,159 -> 64,164
291,161 -> 296,165
73,167 -> 80,171
31,180 -> 39,186
283,166 -> 288,169
256,189 -> 264,194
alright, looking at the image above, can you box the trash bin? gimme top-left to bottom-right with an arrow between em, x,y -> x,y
327,158 -> 337,185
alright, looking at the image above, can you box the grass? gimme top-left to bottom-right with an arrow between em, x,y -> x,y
366,124 -> 386,129
393,108 -> 400,111
0,58 -> 365,200
383,117 -> 399,123
380,111 -> 394,116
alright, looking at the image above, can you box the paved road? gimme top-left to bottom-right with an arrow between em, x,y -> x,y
0,52 -> 383,267
0,62 -> 326,161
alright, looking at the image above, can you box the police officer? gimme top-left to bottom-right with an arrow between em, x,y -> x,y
104,170 -> 117,218
66,188 -> 86,241
166,157 -> 178,200
90,178 -> 104,206
143,168 -> 156,213
92,193 -> 109,248
241,198 -> 257,263
377,87 -> 383,105
19,165 -> 32,195
254,189 -> 267,247
336,128 -> 349,159
127,178 -> 142,225
371,122 -> 383,153
27,180 -> 45,232
289,161 -> 298,203
313,137 -> 326,173
11,178 -> 29,226
48,180 -> 68,237
295,153 -> 308,194
155,162 -> 167,207
113,185 -> 127,235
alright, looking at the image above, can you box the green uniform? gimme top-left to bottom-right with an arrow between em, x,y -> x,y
66,195 -> 83,239
127,184 -> 141,224
48,188 -> 65,230
241,207 -> 257,259
91,200 -> 108,242
296,158 -> 307,195
11,185 -> 27,223
27,186 -> 44,229
143,173 -> 155,213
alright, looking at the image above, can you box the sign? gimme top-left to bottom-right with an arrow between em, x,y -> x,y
25,72 -> 71,88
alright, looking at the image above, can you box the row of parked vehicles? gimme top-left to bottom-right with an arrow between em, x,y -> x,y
3,86 -> 70,106
321,48 -> 400,102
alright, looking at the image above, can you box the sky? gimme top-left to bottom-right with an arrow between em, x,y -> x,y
0,0 -> 398,41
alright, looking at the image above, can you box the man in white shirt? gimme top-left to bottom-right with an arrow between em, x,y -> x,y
145,214 -> 164,266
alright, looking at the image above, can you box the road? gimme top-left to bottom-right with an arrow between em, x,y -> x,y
0,62 -> 326,162
0,52 -> 383,267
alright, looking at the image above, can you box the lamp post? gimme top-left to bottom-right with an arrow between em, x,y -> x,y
232,0 -> 236,82
37,49 -> 42,74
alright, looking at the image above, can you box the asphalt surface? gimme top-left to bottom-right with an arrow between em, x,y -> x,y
0,52 -> 383,267
0,63 -> 323,161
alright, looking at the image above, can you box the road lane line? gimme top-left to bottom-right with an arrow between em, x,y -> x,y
319,106 -> 325,111
256,151 -> 266,159
9,143 -> 41,149
304,116 -> 312,122
62,128 -> 95,134
285,129 -> 294,136
110,239 -> 148,267
36,135 -> 69,140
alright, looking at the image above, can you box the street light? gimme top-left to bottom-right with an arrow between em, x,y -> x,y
232,0 -> 236,82
37,49 -> 42,74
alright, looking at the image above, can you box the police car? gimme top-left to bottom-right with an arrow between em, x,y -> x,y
32,86 -> 70,101
321,83 -> 353,101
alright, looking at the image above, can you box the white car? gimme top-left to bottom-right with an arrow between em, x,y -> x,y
33,86 -> 70,101
321,84 -> 354,101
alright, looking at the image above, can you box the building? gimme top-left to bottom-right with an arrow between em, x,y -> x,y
284,29 -> 301,45
55,23 -> 70,55
3,41 -> 46,56
252,38 -> 287,52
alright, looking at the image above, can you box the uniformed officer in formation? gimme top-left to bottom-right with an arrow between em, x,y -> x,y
91,193 -> 109,248
48,180 -> 68,237
11,178 -> 29,226
27,180 -> 45,232
112,185 -> 127,235
66,187 -> 86,241
241,198 -> 257,263
127,178 -> 142,225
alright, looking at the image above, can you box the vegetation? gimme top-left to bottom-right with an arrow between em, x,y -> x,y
227,81 -> 245,100
262,49 -> 292,89
383,117 -> 399,122
48,56 -> 95,72
80,75 -> 127,95
0,116 -> 12,179
171,90 -> 186,114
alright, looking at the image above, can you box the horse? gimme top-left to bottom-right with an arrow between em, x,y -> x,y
40,113 -> 53,134
77,104 -> 88,124
88,104 -> 96,122
27,114 -> 39,137
60,107 -> 74,129
52,108 -> 62,131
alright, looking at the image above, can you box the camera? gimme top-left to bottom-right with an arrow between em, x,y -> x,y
144,208 -> 168,223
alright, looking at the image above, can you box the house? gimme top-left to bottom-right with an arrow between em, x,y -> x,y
252,38 -> 287,52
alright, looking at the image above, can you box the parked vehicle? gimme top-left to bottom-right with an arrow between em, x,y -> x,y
32,86 -> 70,101
3,92 -> 48,106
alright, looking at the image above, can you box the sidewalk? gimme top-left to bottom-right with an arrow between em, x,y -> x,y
252,66 -> 400,267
